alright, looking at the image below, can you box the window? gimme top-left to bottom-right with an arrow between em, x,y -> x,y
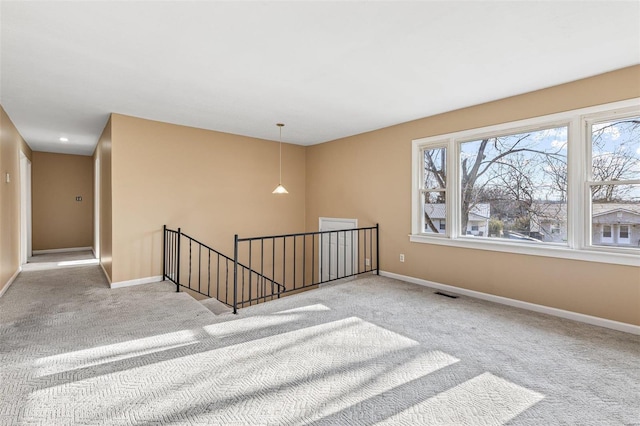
588,114 -> 640,249
460,126 -> 567,244
411,99 -> 639,266
602,225 -> 613,243
619,225 -> 630,244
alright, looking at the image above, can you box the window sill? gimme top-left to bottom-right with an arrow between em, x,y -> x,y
409,234 -> 639,267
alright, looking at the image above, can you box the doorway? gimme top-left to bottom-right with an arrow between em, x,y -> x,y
319,217 -> 358,282
19,152 -> 32,265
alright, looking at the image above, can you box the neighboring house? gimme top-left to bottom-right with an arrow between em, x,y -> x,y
530,203 -> 568,243
425,203 -> 490,236
531,202 -> 640,247
592,204 -> 640,247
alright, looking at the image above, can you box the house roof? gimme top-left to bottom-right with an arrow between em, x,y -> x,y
532,202 -> 640,222
425,204 -> 490,220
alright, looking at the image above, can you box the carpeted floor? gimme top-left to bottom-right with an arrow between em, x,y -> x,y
1,261 -> 638,425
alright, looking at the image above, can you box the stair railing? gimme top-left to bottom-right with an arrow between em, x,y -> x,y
163,225 -> 284,314
233,224 -> 379,307
164,224 -> 379,314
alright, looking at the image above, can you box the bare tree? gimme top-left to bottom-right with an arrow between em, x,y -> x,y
591,119 -> 640,202
424,130 -> 566,234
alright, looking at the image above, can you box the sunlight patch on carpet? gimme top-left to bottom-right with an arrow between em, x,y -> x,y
377,372 -> 544,425
30,317 -> 459,424
35,329 -> 199,376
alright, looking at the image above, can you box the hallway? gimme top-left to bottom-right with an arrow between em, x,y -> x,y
1,265 -> 639,425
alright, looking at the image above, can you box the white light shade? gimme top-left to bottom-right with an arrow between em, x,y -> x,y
272,184 -> 288,194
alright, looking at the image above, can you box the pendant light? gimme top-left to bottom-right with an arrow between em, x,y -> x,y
272,123 -> 289,194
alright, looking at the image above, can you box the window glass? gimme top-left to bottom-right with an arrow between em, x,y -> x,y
592,117 -> 640,182
459,126 -> 568,243
423,147 -> 446,189
424,191 -> 446,234
590,115 -> 640,249
422,146 -> 447,234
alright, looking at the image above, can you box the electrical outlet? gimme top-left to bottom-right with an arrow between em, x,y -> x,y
365,258 -> 370,266
400,254 -> 405,262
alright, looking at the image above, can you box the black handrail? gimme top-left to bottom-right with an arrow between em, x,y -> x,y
163,223 -> 379,314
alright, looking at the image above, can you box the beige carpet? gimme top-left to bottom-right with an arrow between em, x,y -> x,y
1,263 -> 638,425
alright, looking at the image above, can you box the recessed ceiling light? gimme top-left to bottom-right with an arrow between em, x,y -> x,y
59,137 -> 69,142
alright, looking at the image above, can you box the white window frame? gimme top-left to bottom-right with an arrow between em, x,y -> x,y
410,98 -> 640,267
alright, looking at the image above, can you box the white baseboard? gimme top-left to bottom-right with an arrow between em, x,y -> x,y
33,246 -> 93,255
380,270 -> 640,336
0,267 -> 22,298
110,275 -> 163,289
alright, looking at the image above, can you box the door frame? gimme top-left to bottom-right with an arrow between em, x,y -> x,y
19,151 -> 32,265
94,157 -> 100,259
318,217 -> 358,282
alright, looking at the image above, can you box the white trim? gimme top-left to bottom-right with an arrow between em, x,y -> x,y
408,234 -> 639,267
380,270 -> 640,335
110,275 -> 163,289
0,267 -> 22,298
32,247 -> 93,255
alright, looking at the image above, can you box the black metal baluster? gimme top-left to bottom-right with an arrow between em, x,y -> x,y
376,224 -> 379,275
249,240 -> 252,306
369,228 -> 373,273
351,230 -> 354,276
312,233 -> 315,285
302,234 -> 306,287
260,239 -> 264,302
283,236 -> 286,293
364,229 -> 368,272
233,234 -> 238,314
343,230 -> 347,278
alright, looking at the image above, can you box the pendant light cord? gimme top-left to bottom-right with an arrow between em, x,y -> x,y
279,125 -> 282,184
277,123 -> 284,184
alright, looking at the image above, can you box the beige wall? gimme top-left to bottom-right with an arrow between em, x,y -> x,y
0,105 -> 32,292
110,114 -> 306,284
94,118 -> 113,281
306,65 -> 640,326
31,152 -> 93,250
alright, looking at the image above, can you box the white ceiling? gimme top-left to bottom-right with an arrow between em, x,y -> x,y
1,1 -> 639,156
